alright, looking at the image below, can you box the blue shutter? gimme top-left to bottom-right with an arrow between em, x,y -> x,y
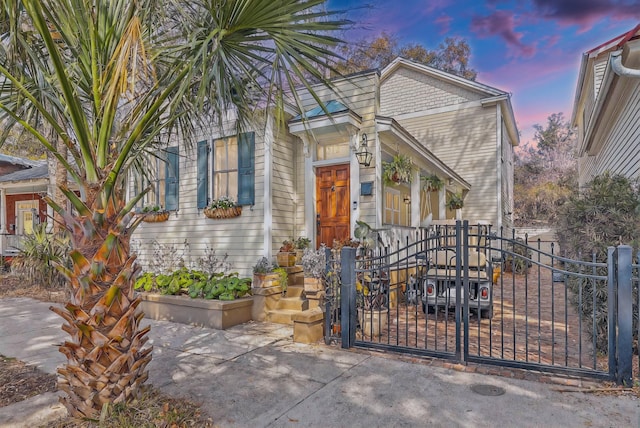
197,140 -> 209,209
165,146 -> 179,211
237,132 -> 255,206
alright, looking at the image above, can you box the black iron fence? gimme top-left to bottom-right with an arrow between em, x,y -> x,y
326,221 -> 638,384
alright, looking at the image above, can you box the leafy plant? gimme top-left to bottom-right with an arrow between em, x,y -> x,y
207,196 -> 238,210
252,257 -> 277,275
382,154 -> 413,185
272,267 -> 288,293
141,205 -> 164,213
556,173 -> 640,352
279,239 -> 295,252
421,174 -> 444,192
135,269 -> 251,300
301,246 -> 327,279
10,223 -> 70,289
294,237 -> 311,250
447,192 -> 464,210
504,238 -> 532,274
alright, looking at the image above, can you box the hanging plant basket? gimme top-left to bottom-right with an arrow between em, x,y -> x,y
203,206 -> 242,219
141,211 -> 170,223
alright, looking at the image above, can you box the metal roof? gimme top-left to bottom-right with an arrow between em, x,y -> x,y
292,100 -> 349,120
0,164 -> 49,183
0,153 -> 44,168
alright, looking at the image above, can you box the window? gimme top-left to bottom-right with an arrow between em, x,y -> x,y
197,132 -> 255,208
383,186 -> 410,226
136,146 -> 179,211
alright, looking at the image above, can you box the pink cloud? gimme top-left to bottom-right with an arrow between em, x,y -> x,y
435,14 -> 453,35
532,0 -> 640,31
471,10 -> 537,58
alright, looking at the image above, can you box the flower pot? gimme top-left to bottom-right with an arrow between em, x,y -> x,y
359,308 -> 389,337
252,273 -> 280,288
277,252 -> 296,267
295,249 -> 305,265
203,206 -> 242,219
141,211 -> 170,222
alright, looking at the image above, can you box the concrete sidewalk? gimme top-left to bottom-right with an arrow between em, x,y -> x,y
0,297 -> 638,427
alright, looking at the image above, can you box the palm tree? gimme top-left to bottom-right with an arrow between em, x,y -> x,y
0,0 -> 347,418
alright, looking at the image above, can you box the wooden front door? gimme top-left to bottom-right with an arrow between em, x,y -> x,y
316,164 -> 350,248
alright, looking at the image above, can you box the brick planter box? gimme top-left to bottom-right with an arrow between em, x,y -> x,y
139,293 -> 253,330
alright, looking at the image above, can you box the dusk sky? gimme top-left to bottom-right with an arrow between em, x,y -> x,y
328,0 -> 640,147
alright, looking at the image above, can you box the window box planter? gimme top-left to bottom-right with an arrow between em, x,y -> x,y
203,206 -> 242,219
139,293 -> 253,330
141,210 -> 170,223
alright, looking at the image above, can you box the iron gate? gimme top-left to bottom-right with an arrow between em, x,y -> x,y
326,221 -> 636,382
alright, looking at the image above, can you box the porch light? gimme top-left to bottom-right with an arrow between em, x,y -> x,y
355,133 -> 373,167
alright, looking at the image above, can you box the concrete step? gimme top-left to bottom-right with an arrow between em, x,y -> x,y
266,308 -> 299,325
288,271 -> 304,287
277,296 -> 309,311
285,285 -> 305,298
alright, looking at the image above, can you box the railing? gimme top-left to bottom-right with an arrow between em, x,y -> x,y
0,234 -> 25,256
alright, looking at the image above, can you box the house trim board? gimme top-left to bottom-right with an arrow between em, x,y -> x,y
496,103 -> 503,230
264,116 -> 274,258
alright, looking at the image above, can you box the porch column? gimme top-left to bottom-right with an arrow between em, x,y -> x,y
439,187 -> 446,220
301,135 -> 315,244
0,188 -> 6,234
411,169 -> 420,228
350,131 -> 360,237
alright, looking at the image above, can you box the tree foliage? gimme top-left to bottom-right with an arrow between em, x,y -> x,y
334,32 -> 477,80
0,0 -> 347,418
514,112 -> 577,225
555,173 -> 640,352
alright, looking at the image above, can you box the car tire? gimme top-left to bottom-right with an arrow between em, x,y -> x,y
480,307 -> 494,319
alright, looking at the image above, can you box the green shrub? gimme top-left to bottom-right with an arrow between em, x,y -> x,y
556,172 -> 640,351
10,223 -> 70,289
134,268 -> 251,300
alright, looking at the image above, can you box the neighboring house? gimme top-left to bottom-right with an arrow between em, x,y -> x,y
0,155 -> 48,257
130,57 -> 519,277
572,24 -> 640,188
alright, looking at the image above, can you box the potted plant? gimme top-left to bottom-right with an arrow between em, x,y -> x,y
447,192 -> 465,210
358,273 -> 389,338
140,205 -> 170,222
252,257 -> 280,288
276,239 -> 296,267
293,236 -> 311,264
382,153 -> 413,185
301,246 -> 326,295
421,174 -> 444,192
204,196 -> 242,219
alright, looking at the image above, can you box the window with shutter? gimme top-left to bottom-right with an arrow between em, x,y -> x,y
197,141 -> 209,209
165,146 -> 179,211
237,132 -> 255,206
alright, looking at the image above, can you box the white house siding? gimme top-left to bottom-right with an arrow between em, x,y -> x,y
589,82 -> 640,182
380,67 -> 484,117
132,124 -> 267,278
501,120 -> 515,231
394,106 -> 499,226
271,127 -> 299,251
578,155 -> 597,188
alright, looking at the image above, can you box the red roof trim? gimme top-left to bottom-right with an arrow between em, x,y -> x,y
586,23 -> 640,55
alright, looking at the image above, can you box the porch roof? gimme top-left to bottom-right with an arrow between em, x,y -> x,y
0,165 -> 48,183
375,116 -> 471,191
291,99 -> 349,120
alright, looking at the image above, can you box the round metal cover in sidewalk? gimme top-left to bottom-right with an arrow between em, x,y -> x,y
470,384 -> 506,396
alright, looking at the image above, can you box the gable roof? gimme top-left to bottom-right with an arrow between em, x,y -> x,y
573,23 -> 640,125
380,57 -> 506,97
